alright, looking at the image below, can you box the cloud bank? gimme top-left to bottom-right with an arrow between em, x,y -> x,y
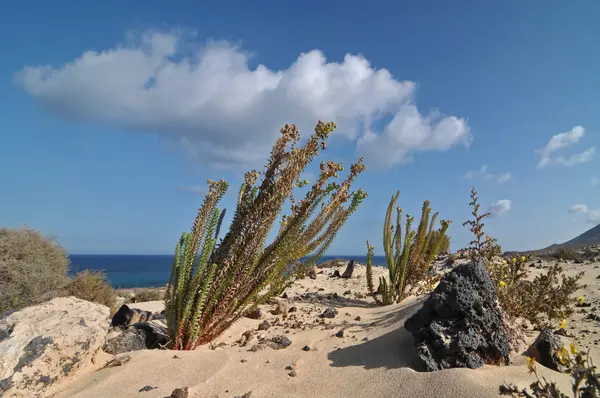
464,165 -> 512,184
487,199 -> 512,218
536,126 -> 595,169
15,30 -> 471,169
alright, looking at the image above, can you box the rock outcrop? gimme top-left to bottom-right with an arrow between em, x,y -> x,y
0,297 -> 110,397
526,329 -> 563,371
404,260 -> 510,371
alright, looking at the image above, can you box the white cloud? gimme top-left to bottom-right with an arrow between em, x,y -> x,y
463,165 -> 512,184
487,199 -> 512,218
568,204 -> 589,213
591,177 -> 600,186
588,210 -> 600,225
15,30 -> 471,170
536,126 -> 595,168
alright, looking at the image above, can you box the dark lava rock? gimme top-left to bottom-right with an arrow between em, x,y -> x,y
110,305 -> 154,328
244,308 -> 263,320
321,307 -> 338,319
138,385 -> 156,392
266,336 -> 292,350
302,345 -> 311,351
111,305 -> 135,328
335,330 -> 344,338
332,270 -> 342,278
168,387 -> 189,398
586,313 -> 600,322
257,320 -> 271,331
527,329 -> 563,371
341,260 -> 355,279
404,260 -> 510,371
103,323 -> 168,355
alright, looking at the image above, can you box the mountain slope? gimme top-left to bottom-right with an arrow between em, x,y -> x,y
557,223 -> 600,249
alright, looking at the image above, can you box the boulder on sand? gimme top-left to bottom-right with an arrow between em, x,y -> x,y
404,260 -> 510,371
0,297 -> 110,397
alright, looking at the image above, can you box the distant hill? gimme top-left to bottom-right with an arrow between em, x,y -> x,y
542,223 -> 600,250
505,223 -> 600,255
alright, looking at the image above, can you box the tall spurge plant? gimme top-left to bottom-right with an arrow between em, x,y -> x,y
165,121 -> 367,350
366,191 -> 450,305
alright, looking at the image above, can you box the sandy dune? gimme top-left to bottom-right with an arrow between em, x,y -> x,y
48,259 -> 600,398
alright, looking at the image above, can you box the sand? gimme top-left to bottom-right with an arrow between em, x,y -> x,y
47,258 -> 600,398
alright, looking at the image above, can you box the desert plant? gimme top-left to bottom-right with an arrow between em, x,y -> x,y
462,187 -> 501,262
488,253 -> 584,328
500,344 -> 600,397
427,229 -> 451,255
131,288 -> 165,302
64,270 -> 116,310
554,247 -> 578,261
0,227 -> 70,313
365,191 -> 451,305
165,121 -> 367,350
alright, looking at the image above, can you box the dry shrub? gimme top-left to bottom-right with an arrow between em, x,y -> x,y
491,256 -> 584,328
553,247 -> 578,261
462,188 -> 584,329
132,289 -> 164,302
0,227 -> 69,313
64,270 -> 116,310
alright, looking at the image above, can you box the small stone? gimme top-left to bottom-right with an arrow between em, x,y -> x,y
354,316 -> 361,321
302,345 -> 311,351
335,330 -> 344,338
288,370 -> 297,377
362,337 -> 369,341
266,335 -> 292,350
244,308 -> 263,320
343,290 -> 352,295
288,307 -> 297,313
321,307 -> 338,319
169,387 -> 189,398
139,385 -> 157,392
257,320 -> 271,331
241,359 -> 247,363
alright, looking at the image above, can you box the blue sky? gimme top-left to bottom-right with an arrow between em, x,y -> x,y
1,1 -> 599,255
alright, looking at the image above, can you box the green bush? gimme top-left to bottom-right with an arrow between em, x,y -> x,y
165,121 -> 367,350
365,192 -> 451,305
0,227 -> 69,313
64,270 -> 116,310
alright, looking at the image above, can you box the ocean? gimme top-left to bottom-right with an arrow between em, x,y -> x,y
68,254 -> 387,289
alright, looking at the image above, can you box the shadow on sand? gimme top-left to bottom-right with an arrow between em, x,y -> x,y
327,299 -> 424,371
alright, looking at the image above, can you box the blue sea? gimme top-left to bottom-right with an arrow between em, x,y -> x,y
68,254 -> 387,288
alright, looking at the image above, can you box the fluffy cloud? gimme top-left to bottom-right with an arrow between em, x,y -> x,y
590,177 -> 599,186
464,165 -> 512,184
487,199 -> 511,218
15,30 -> 471,169
536,126 -> 595,168
568,204 -> 589,213
567,203 -> 599,225
588,210 -> 600,225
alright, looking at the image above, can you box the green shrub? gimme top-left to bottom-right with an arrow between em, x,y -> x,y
365,192 -> 451,305
64,270 -> 116,310
165,121 -> 367,350
0,227 -> 69,313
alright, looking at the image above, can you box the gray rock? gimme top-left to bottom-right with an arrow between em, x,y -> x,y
527,329 -> 563,371
404,260 -> 510,371
103,322 -> 168,355
341,260 -> 355,278
321,307 -> 338,319
0,297 -> 109,397
266,336 -> 292,350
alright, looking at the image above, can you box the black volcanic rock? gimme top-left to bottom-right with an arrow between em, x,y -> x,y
404,260 -> 510,371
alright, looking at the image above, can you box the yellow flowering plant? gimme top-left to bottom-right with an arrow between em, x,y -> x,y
500,343 -> 600,397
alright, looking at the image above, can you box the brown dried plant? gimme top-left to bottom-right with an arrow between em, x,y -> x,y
165,121 -> 367,350
462,187 -> 501,262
